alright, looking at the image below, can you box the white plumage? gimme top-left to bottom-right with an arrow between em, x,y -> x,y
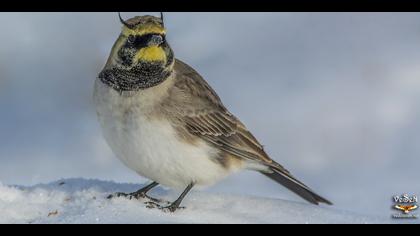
93,77 -> 240,190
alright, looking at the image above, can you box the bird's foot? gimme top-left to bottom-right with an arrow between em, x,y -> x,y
107,192 -> 167,204
144,202 -> 185,213
159,204 -> 185,213
144,201 -> 162,209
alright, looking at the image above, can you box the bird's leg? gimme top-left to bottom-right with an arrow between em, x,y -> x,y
158,183 -> 194,213
108,182 -> 165,203
129,182 -> 163,202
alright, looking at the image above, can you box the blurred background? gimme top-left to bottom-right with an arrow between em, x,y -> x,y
0,12 -> 419,217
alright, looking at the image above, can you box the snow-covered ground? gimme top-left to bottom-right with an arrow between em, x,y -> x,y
0,178 -> 397,224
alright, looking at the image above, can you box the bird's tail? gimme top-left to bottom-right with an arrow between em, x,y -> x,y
260,164 -> 332,205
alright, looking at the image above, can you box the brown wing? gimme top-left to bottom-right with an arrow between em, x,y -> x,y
172,59 -> 279,167
168,59 -> 332,205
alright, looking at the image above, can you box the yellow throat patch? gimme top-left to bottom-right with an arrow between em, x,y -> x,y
135,45 -> 166,62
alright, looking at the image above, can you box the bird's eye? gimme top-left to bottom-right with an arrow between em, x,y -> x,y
150,34 -> 164,45
127,35 -> 135,44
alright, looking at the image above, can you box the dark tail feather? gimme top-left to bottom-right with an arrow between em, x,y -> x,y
261,166 -> 332,205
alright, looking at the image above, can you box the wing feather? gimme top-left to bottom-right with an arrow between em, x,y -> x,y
166,59 -> 332,205
172,59 -> 274,165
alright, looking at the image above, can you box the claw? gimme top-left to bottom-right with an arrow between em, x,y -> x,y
143,201 -> 185,213
158,204 -> 185,213
143,195 -> 167,203
107,192 -> 168,204
144,201 -> 162,209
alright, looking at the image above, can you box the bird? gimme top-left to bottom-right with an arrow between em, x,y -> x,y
93,13 -> 332,212
395,204 -> 418,214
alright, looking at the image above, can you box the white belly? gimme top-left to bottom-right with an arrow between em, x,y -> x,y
93,79 -> 231,189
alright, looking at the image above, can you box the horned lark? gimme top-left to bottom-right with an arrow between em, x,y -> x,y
93,13 -> 332,212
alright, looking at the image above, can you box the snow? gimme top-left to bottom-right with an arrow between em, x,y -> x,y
0,178 -> 396,224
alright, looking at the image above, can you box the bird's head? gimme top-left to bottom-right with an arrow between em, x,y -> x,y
99,13 -> 174,91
